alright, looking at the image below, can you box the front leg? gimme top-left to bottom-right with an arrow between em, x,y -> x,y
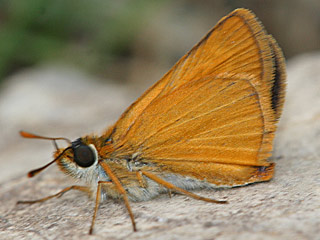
17,185 -> 91,204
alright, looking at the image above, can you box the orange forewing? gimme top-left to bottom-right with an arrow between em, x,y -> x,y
103,9 -> 286,186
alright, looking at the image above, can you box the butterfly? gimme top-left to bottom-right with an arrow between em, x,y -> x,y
18,8 -> 286,234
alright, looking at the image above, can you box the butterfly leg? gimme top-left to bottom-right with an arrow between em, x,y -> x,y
167,189 -> 172,198
90,181 -> 113,234
137,170 -> 171,198
17,185 -> 91,204
141,171 -> 227,204
136,170 -> 148,188
95,161 -> 137,233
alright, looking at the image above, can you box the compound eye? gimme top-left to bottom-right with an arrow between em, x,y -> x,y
73,145 -> 95,168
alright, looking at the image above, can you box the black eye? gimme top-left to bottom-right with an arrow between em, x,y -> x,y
73,145 -> 95,168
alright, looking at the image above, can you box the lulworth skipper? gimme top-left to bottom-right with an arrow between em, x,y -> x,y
18,8 -> 286,234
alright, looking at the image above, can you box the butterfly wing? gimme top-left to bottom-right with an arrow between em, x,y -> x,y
105,8 -> 286,186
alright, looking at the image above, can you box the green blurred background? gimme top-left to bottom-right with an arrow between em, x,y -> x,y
0,0 -> 319,85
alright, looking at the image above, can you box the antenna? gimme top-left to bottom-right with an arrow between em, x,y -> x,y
20,130 -> 72,177
20,130 -> 72,150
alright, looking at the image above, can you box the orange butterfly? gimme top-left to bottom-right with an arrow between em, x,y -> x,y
18,8 -> 286,234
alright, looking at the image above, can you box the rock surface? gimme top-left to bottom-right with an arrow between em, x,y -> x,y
0,53 -> 320,239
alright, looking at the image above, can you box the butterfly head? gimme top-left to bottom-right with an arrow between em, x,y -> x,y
54,137 -> 100,179
20,131 -> 102,180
